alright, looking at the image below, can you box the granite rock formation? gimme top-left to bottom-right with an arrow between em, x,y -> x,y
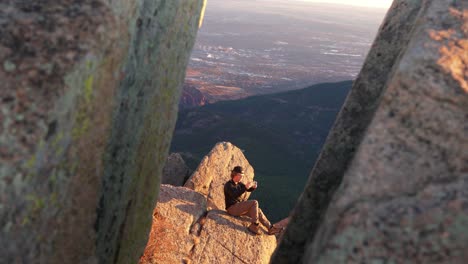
272,0 -> 468,263
191,210 -> 278,264
184,142 -> 255,210
162,153 -> 191,186
2,0 -> 466,263
0,1 -> 204,263
139,185 -> 207,264
140,185 -> 277,264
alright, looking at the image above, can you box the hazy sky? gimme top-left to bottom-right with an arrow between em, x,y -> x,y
296,0 -> 392,8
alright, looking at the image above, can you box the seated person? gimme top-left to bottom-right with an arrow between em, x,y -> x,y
224,166 -> 282,235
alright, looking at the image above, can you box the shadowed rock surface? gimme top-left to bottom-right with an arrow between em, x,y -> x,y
185,142 -> 255,210
272,0 -> 425,260
162,153 -> 191,186
180,83 -> 208,109
0,0 -> 204,263
140,185 -> 277,264
272,0 -> 468,263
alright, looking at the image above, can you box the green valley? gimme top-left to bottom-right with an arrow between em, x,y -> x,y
171,81 -> 352,221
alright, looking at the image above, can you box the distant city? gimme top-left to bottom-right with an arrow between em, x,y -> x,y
182,0 -> 388,107
174,0 -> 390,219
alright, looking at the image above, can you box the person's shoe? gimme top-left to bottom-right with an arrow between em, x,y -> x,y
267,224 -> 284,235
260,220 -> 271,230
248,223 -> 261,235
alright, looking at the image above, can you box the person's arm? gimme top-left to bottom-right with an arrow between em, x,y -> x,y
245,181 -> 257,192
225,182 -> 246,199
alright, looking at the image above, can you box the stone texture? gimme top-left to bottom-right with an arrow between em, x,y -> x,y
191,210 -> 277,264
140,185 -> 207,264
273,0 -> 468,263
271,1 -> 426,262
140,185 -> 277,264
162,153 -> 191,186
184,142 -> 255,210
0,1 -> 204,263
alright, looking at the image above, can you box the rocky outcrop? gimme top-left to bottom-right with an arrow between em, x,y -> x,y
162,153 -> 191,186
184,142 -> 255,210
140,185 -> 277,264
180,82 -> 208,109
0,1 -> 204,263
191,210 -> 278,264
273,0 -> 468,263
272,2 -> 426,261
140,185 -> 207,264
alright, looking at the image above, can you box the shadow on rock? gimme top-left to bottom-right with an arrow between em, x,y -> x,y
207,210 -> 261,235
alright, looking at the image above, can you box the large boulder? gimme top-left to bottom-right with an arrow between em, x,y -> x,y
191,210 -> 277,264
272,1 -> 426,261
273,0 -> 468,263
139,185 -> 207,264
140,185 -> 277,264
0,1 -> 205,263
184,142 -> 255,210
162,153 -> 191,186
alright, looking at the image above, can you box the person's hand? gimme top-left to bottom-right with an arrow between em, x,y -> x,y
252,181 -> 258,189
246,181 -> 257,189
246,181 -> 254,189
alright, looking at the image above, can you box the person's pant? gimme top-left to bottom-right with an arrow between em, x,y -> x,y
227,200 -> 271,227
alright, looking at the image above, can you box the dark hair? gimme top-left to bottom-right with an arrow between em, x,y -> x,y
231,166 -> 244,178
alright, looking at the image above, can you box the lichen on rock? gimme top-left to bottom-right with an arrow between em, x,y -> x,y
273,0 -> 468,263
0,0 -> 205,263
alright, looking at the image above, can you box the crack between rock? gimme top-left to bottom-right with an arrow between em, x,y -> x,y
207,180 -> 215,209
190,211 -> 208,237
210,235 -> 250,264
187,212 -> 253,264
192,233 -> 211,264
187,211 -> 208,262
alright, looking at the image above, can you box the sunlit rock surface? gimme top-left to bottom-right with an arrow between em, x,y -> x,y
184,142 -> 255,210
0,0 -> 204,263
191,210 -> 277,264
273,0 -> 468,263
143,143 -> 277,263
140,185 -> 207,264
140,185 -> 277,264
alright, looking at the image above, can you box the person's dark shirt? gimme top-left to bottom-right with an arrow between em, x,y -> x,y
224,180 -> 254,209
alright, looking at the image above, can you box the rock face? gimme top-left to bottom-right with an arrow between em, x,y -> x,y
184,142 -> 255,210
140,185 -> 277,264
162,153 -> 191,186
180,82 -> 208,109
191,210 -> 278,264
0,1 -> 204,263
140,185 -> 207,264
273,0 -> 468,263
